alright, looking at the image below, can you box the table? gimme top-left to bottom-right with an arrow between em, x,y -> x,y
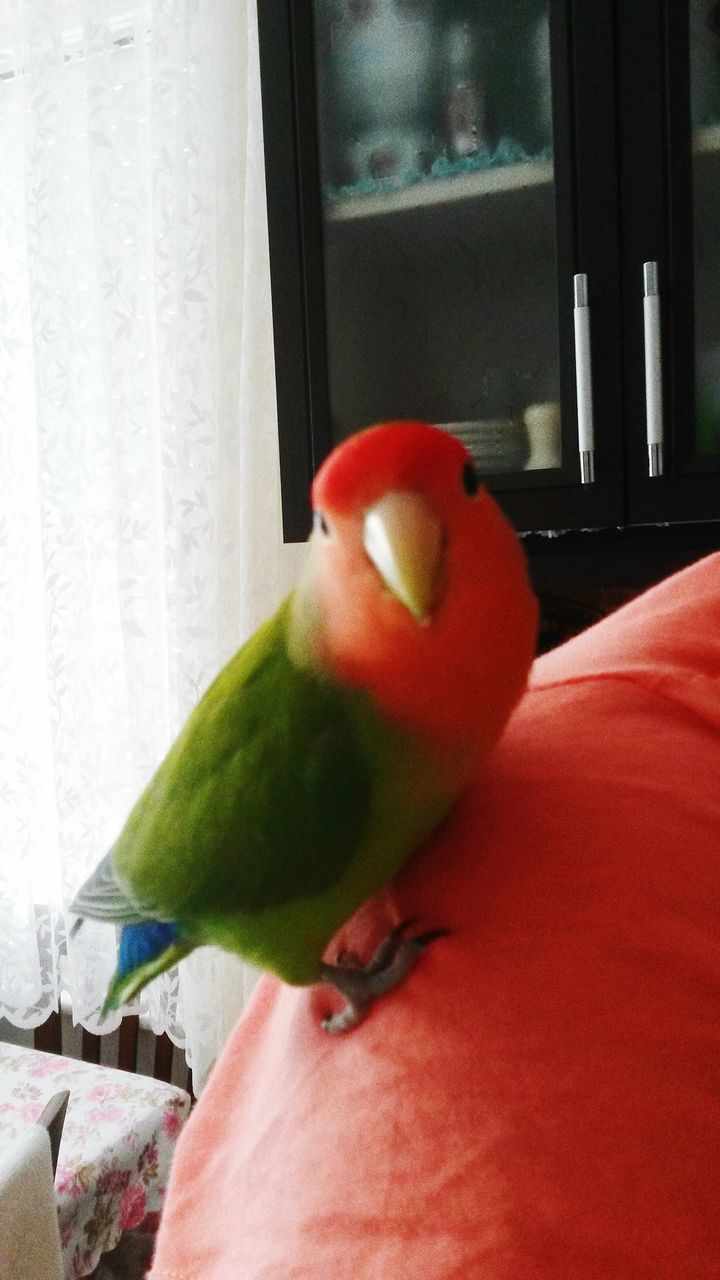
0,1041 -> 191,1279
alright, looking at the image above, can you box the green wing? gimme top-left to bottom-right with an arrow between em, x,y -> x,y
113,596 -> 375,924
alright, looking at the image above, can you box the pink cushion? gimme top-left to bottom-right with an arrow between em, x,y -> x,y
150,554 -> 720,1279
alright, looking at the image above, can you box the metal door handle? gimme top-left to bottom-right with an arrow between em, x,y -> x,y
643,261 -> 663,477
573,273 -> 594,484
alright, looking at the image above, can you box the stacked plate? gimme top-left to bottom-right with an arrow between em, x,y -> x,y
436,418 -> 530,474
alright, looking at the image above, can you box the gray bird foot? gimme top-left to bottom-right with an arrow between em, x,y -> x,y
319,918 -> 449,1034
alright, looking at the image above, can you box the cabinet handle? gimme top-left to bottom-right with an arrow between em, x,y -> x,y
643,261 -> 663,477
573,273 -> 595,484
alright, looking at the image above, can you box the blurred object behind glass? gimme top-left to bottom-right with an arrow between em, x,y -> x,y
442,15 -> 488,161
317,0 -> 439,187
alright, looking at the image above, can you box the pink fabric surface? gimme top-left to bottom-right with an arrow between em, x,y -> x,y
151,553 -> 720,1279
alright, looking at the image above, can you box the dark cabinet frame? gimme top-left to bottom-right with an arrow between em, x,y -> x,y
257,0 -> 330,541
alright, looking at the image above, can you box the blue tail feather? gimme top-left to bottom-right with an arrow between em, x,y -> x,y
118,921 -> 181,978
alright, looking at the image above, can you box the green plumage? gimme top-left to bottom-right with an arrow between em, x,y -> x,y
118,600 -> 372,917
101,596 -> 460,992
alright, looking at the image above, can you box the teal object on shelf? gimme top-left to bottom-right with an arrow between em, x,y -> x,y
325,136 -> 553,204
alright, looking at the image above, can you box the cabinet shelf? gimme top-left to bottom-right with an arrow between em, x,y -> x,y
325,156 -> 554,223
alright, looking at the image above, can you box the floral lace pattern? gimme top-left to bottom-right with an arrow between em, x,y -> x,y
0,1042 -> 190,1278
0,0 -> 301,1092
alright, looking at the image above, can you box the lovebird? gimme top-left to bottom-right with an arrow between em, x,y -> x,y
71,421 -> 538,1032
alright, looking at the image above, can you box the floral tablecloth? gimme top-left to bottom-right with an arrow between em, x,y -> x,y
0,1041 -> 190,1279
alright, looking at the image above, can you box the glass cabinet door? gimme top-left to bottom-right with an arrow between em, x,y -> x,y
572,0 -> 720,531
625,0 -> 720,525
313,0 -> 564,482
690,0 -> 720,462
258,0 -> 623,539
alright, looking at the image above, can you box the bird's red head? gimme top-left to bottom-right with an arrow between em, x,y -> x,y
303,421 -> 538,757
313,420 -> 478,519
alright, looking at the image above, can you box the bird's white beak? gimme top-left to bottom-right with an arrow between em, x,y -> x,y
363,491 -> 444,624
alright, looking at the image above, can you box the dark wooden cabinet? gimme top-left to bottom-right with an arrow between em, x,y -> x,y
257,0 -> 720,588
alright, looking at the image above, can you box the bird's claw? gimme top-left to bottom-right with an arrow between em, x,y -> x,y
319,918 -> 449,1033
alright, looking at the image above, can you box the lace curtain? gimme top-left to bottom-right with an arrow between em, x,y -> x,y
0,0 -> 304,1091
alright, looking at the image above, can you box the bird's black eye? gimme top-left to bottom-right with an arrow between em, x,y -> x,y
313,510 -> 330,536
462,460 -> 480,496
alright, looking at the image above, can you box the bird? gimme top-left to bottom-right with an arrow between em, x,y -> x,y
70,421 -> 538,1032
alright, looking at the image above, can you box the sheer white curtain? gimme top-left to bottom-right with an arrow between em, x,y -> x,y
0,0 -> 304,1091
